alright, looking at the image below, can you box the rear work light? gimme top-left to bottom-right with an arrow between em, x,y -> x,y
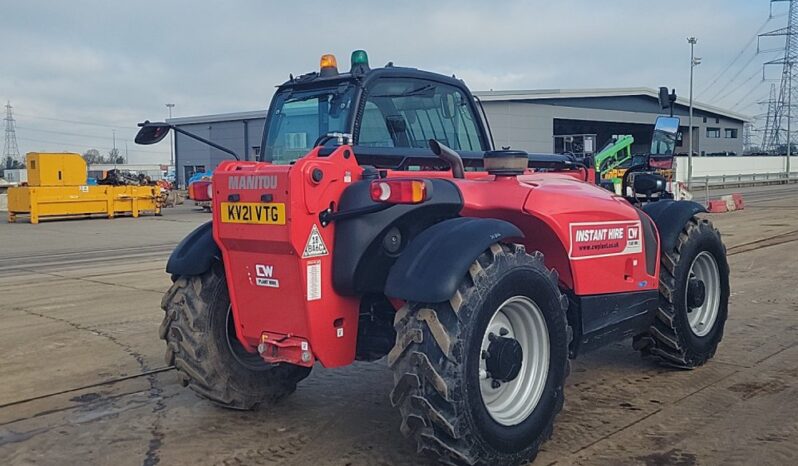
370,179 -> 428,204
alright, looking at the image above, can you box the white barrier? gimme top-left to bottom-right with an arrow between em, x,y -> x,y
674,156 -> 798,182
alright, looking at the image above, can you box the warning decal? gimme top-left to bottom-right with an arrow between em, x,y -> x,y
306,260 -> 321,301
568,220 -> 642,260
302,224 -> 329,258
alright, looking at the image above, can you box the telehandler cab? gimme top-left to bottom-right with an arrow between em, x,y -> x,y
137,51 -> 729,465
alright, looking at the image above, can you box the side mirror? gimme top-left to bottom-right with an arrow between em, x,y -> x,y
650,116 -> 680,155
633,172 -> 667,195
135,121 -> 171,145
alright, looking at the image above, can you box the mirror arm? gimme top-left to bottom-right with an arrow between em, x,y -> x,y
170,126 -> 240,161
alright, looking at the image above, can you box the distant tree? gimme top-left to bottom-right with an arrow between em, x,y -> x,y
1,156 -> 24,179
108,148 -> 124,164
2,156 -> 24,170
83,148 -> 102,164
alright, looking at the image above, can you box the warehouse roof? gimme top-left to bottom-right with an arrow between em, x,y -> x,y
168,110 -> 267,126
168,87 -> 750,125
473,87 -> 750,122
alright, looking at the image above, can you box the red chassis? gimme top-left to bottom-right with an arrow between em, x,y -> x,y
212,145 -> 659,368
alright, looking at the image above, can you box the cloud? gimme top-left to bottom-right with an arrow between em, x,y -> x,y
1,0 -> 772,163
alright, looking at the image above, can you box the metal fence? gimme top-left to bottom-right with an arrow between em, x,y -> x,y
684,171 -> 797,206
689,172 -> 798,189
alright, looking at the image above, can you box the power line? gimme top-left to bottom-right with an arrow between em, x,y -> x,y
730,80 -> 767,110
698,17 -> 774,96
706,50 -> 771,102
722,68 -> 762,101
14,113 -> 135,129
16,136 -> 167,156
735,90 -> 771,111
15,125 -> 131,142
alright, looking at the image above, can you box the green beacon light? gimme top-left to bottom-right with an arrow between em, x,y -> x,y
351,50 -> 370,72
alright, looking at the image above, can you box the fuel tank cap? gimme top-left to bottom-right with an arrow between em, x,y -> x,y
483,150 -> 529,176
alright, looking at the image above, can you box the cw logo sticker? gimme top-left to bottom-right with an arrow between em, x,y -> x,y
254,264 -> 279,288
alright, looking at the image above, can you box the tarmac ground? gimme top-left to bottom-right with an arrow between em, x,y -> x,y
1,185 -> 797,465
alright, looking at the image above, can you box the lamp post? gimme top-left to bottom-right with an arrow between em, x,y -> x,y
687,37 -> 700,189
788,61 -> 792,180
166,103 -> 175,167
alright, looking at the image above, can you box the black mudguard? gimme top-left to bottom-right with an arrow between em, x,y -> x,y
384,217 -> 523,303
333,179 -> 463,295
165,221 -> 221,276
642,200 -> 707,254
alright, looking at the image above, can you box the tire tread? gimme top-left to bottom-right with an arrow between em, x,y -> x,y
160,266 -> 309,409
390,244 -> 570,465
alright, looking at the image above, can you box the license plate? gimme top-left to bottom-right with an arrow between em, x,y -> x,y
220,202 -> 286,225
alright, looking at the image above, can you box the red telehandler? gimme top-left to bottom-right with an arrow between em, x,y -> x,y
136,51 -> 729,465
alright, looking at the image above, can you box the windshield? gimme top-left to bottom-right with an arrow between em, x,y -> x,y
358,78 -> 483,151
262,84 -> 356,163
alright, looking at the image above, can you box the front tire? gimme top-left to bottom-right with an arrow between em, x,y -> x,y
388,244 -> 569,465
160,263 -> 311,409
636,216 -> 730,368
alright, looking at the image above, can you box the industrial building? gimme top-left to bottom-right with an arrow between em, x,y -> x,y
168,87 -> 748,187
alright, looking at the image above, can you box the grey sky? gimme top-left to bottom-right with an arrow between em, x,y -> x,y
1,0 -> 782,164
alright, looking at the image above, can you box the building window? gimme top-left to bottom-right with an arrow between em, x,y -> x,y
703,117 -> 707,123
716,118 -> 720,124
724,128 -> 738,138
706,127 -> 721,138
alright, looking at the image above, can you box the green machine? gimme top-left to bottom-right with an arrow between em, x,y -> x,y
594,134 -> 634,193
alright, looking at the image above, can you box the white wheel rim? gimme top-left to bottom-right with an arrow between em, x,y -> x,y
686,251 -> 721,337
479,296 -> 549,426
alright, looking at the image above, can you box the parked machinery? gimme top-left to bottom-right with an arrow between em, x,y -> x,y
7,153 -> 161,224
137,53 -> 728,465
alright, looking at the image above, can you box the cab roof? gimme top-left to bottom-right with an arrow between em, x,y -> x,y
277,65 -> 469,92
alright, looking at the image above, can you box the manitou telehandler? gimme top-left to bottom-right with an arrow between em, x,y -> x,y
136,51 -> 729,465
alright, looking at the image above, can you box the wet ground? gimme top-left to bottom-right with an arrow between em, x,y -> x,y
1,186 -> 797,465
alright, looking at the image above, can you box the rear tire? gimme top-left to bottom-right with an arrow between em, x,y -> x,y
635,216 -> 730,368
160,263 -> 311,409
388,244 -> 570,465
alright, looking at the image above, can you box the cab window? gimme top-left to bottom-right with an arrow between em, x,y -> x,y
357,78 -> 483,151
359,101 -> 394,147
263,84 -> 356,163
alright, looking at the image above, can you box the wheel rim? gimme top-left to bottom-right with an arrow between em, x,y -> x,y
479,296 -> 550,426
685,251 -> 721,337
225,305 -> 272,371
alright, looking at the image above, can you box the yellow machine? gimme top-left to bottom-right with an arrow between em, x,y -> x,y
7,153 -> 161,224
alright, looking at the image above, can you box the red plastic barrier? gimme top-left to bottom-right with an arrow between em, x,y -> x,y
707,199 -> 729,213
732,193 -> 745,210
